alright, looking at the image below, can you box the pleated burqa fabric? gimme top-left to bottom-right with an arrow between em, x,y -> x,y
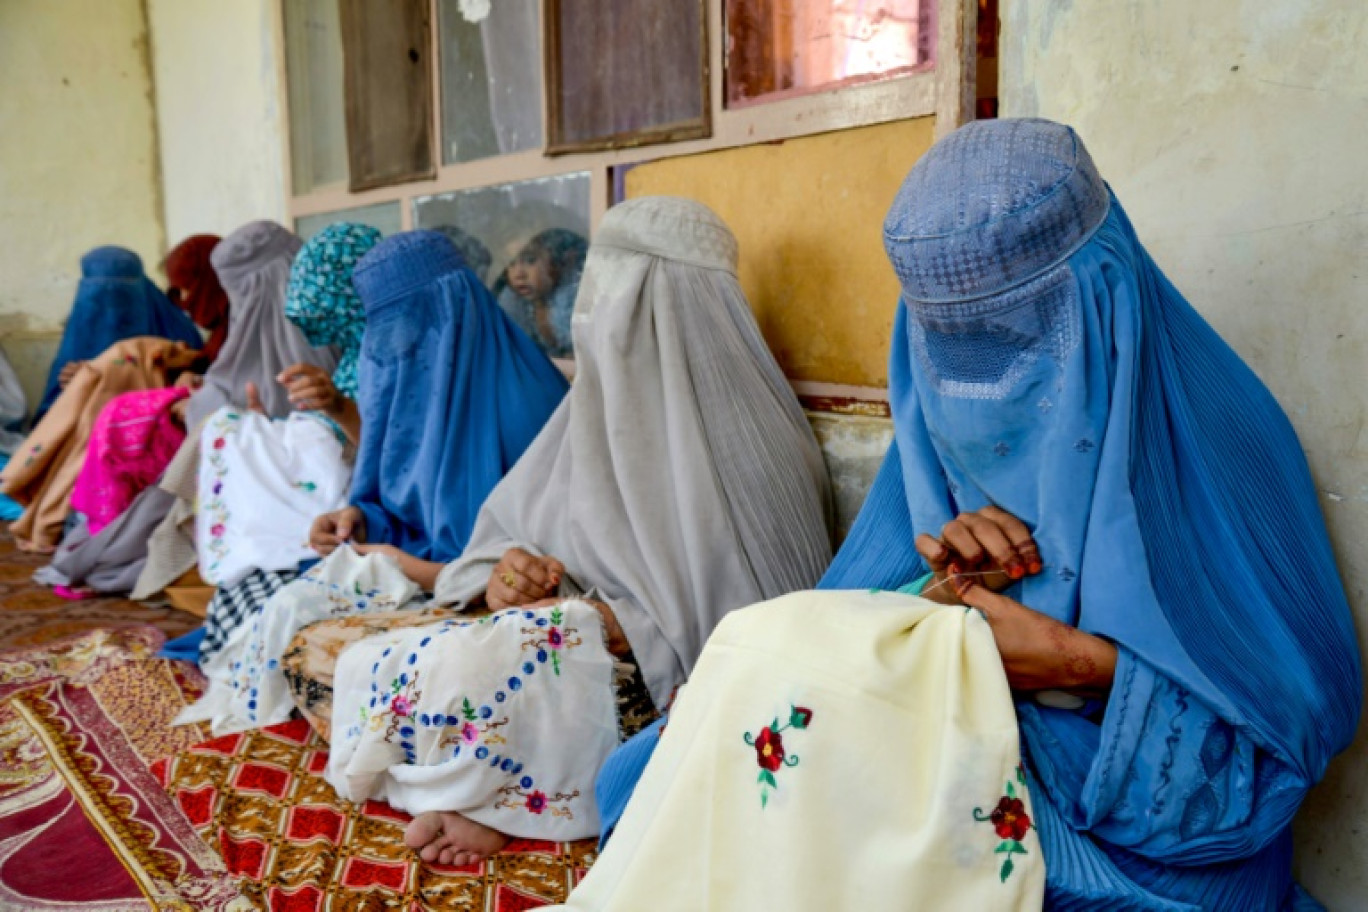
187,220 -> 336,428
434,196 -> 834,708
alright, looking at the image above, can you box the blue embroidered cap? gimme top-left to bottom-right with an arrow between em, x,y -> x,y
883,118 -> 1109,303
352,230 -> 469,312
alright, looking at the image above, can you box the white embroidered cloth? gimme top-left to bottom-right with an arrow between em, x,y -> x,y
326,598 -> 618,841
178,546 -> 421,734
196,407 -> 352,588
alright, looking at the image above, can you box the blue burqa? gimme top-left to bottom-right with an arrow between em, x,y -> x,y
37,246 -> 203,420
599,119 -> 1360,911
348,230 -> 569,563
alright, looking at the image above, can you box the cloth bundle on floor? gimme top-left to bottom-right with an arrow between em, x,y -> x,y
554,590 -> 1044,911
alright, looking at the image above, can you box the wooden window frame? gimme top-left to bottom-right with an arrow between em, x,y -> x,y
273,0 -> 976,404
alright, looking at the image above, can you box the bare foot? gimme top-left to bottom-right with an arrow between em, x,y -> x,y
404,810 -> 510,867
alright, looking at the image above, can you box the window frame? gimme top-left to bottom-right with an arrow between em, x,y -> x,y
273,0 -> 976,403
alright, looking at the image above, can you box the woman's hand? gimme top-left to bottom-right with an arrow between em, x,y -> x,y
58,361 -> 86,388
278,363 -> 344,415
915,507 -> 1043,606
486,549 -> 565,610
959,583 -> 1117,694
310,506 -> 365,556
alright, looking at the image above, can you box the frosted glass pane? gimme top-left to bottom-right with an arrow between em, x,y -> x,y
438,0 -> 543,164
283,0 -> 348,193
413,174 -> 591,358
725,0 -> 935,107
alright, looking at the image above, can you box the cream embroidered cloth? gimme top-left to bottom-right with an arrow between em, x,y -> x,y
325,598 -> 618,841
178,546 -> 422,734
552,590 -> 1045,912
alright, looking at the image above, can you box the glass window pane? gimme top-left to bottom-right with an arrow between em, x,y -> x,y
295,201 -> 404,241
283,0 -> 348,193
438,0 -> 543,165
413,174 -> 592,359
547,0 -> 708,152
725,0 -> 935,107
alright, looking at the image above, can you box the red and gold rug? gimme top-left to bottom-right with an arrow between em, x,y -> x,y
0,626 -> 250,910
157,718 -> 597,911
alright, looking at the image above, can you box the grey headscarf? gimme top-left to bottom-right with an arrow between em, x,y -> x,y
434,196 -> 834,707
187,221 -> 337,427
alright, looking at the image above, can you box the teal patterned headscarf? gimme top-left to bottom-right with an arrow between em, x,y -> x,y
284,222 -> 383,398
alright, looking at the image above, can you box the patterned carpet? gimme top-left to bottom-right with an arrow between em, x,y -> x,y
0,528 -> 596,910
0,530 -> 199,650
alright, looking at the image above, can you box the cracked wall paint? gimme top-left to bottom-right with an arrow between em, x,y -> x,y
1002,1 -> 1368,905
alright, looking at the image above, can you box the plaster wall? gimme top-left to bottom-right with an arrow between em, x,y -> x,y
625,118 -> 936,388
1001,2 -> 1368,906
0,0 -> 165,407
146,0 -> 289,245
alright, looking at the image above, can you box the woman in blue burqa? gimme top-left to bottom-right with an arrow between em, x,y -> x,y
587,118 -> 1361,910
35,246 -> 204,422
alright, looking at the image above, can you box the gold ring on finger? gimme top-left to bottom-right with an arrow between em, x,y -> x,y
501,572 -> 516,587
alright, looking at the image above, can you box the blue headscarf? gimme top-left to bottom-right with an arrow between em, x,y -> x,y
817,118 -> 1361,909
37,246 -> 203,420
284,222 -> 382,399
349,230 -> 570,563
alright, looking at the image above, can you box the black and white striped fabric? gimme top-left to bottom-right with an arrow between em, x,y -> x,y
200,568 -> 296,661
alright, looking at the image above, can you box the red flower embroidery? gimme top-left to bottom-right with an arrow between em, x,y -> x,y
213,437 -> 226,449
391,696 -> 412,717
974,767 -> 1034,883
525,791 -> 547,814
990,797 -> 1031,841
792,706 -> 813,728
753,726 -> 785,772
210,523 -> 226,538
547,627 -> 563,649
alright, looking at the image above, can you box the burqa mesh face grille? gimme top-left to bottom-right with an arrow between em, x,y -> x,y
906,263 -> 1080,400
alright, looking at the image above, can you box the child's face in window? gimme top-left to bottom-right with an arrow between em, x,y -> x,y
506,247 -> 556,302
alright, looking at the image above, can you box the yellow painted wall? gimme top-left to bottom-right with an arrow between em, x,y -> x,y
625,118 -> 935,388
0,0 -> 165,407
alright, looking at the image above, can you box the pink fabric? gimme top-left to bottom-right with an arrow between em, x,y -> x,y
70,386 -> 190,535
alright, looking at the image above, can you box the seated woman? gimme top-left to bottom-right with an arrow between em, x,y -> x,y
164,234 -> 231,363
494,228 -> 588,358
180,227 -> 570,729
1,337 -> 203,551
570,120 -> 1362,911
43,221 -> 337,599
189,223 -> 382,601
34,246 -> 204,423
286,197 -> 833,867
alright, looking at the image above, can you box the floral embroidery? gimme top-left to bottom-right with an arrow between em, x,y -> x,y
1057,566 -> 1077,582
1073,438 -> 1095,454
1037,396 -> 1053,413
201,410 -> 242,577
742,704 -> 813,808
521,604 -> 581,676
973,765 -> 1034,883
993,441 -> 1011,457
494,783 -> 580,819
